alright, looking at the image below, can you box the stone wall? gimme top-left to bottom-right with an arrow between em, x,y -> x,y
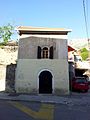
6,63 -> 17,92
0,46 -> 18,65
0,46 -> 18,92
0,65 -> 6,91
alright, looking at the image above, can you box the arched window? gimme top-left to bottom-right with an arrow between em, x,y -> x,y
43,47 -> 49,58
37,46 -> 54,59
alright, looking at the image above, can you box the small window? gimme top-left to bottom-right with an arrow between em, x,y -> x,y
37,46 -> 54,59
43,47 -> 49,58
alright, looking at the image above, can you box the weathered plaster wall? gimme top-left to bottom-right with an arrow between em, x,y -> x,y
18,36 -> 67,60
15,36 -> 69,95
15,59 -> 69,95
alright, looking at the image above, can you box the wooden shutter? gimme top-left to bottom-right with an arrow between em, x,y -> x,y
49,46 -> 53,59
37,46 -> 41,59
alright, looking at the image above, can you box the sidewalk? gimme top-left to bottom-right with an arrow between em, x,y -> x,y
0,92 -> 90,105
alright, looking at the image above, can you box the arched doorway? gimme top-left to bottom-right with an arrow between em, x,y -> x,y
39,70 -> 53,94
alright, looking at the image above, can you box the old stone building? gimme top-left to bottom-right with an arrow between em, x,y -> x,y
15,26 -> 71,95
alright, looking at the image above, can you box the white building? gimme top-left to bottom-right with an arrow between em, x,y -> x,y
15,26 -> 71,95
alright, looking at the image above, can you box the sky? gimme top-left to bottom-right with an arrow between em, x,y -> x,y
0,0 -> 90,40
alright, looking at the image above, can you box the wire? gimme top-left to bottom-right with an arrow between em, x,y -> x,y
83,0 -> 89,40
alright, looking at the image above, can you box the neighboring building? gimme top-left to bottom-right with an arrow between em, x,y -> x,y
68,45 -> 75,62
68,45 -> 90,79
15,26 -> 71,95
68,45 -> 75,90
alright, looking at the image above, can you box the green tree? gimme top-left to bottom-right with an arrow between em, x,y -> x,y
0,23 -> 14,45
80,48 -> 89,60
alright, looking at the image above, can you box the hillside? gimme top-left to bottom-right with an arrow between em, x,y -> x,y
68,38 -> 89,50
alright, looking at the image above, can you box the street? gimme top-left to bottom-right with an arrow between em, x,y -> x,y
0,99 -> 90,120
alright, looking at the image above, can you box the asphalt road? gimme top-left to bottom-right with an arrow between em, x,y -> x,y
0,100 -> 90,120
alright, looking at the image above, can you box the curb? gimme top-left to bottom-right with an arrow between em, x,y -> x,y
0,93 -> 90,105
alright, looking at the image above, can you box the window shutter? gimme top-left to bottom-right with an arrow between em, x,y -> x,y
49,46 -> 53,59
37,46 -> 41,59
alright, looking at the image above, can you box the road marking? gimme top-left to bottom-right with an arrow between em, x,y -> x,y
9,101 -> 54,120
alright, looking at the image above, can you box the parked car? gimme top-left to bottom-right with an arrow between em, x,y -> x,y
71,77 -> 89,92
81,75 -> 90,85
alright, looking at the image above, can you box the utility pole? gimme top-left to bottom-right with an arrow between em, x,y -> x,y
83,0 -> 89,60
88,39 -> 90,60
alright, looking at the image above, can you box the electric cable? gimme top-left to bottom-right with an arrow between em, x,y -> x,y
83,0 -> 89,40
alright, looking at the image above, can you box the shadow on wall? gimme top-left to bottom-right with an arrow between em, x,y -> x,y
6,63 -> 17,92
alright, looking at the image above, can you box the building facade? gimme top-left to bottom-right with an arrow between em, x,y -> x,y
15,26 -> 71,95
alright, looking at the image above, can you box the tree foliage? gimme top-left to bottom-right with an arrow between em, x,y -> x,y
80,48 -> 89,60
0,23 -> 14,45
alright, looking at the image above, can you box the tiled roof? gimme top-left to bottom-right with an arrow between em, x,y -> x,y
68,45 -> 75,52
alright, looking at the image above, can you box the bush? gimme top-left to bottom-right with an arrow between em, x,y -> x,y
80,48 -> 89,60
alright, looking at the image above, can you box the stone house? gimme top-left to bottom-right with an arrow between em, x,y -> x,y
15,26 -> 71,95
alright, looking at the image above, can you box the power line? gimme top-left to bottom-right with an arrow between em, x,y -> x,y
83,0 -> 89,40
83,0 -> 90,59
